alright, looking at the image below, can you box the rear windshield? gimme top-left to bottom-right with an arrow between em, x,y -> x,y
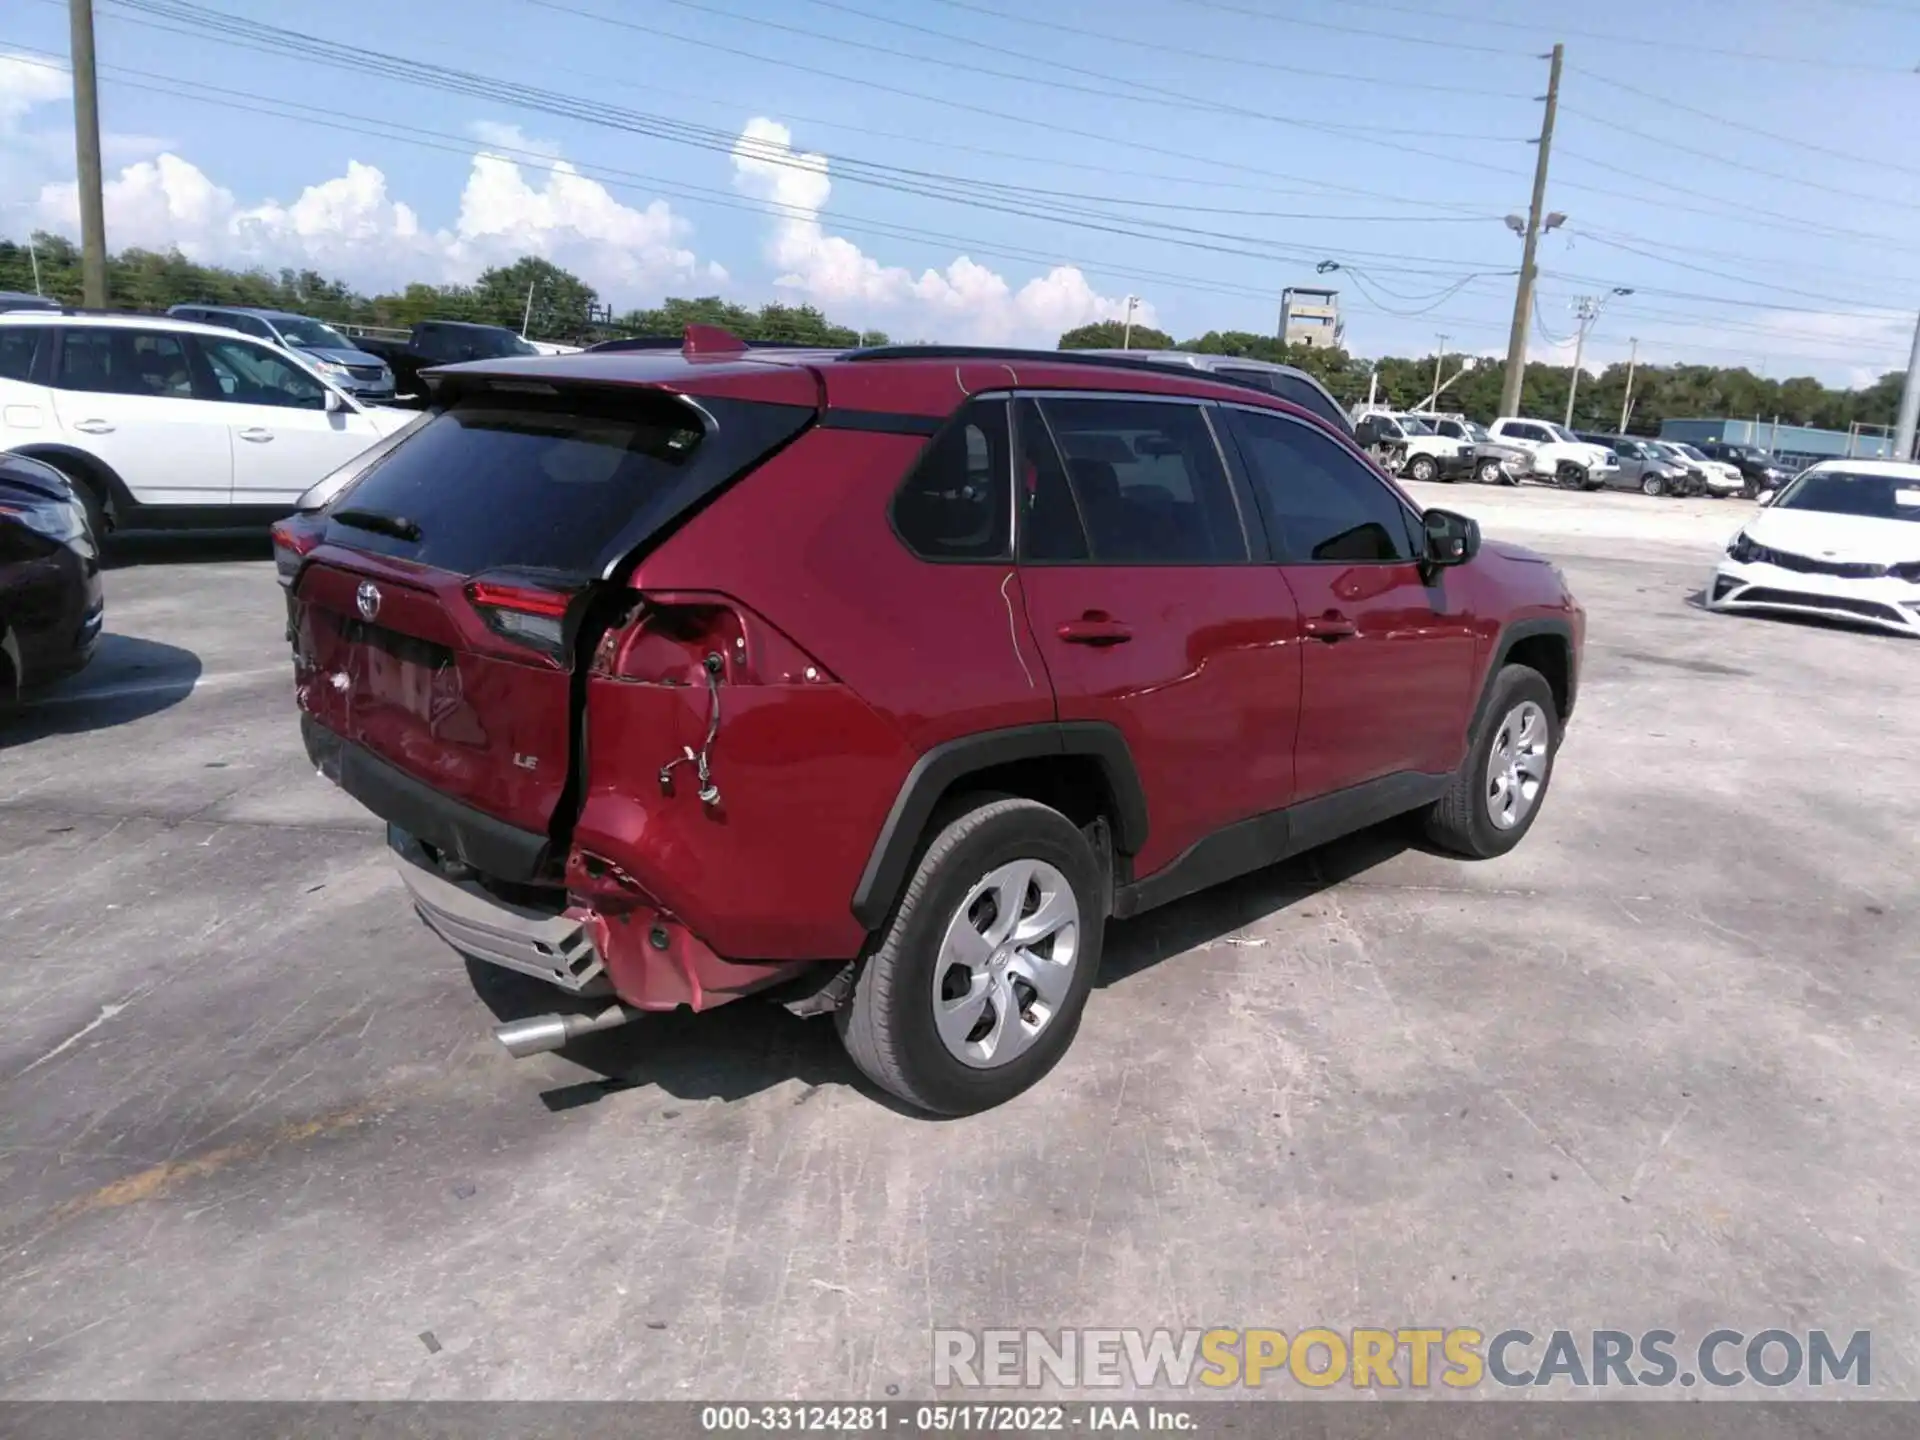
324,387 -> 812,578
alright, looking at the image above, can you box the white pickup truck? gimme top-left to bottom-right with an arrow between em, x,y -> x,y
1487,417 -> 1621,490
1352,410 -> 1475,483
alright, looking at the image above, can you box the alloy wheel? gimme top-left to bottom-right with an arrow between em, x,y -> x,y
1485,700 -> 1550,831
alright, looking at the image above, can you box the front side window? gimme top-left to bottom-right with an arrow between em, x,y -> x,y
57,328 -> 194,398
1227,407 -> 1415,564
1034,396 -> 1247,564
196,335 -> 328,409
1015,397 -> 1087,562
891,399 -> 1011,561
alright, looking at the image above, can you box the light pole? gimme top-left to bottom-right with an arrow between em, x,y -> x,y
1121,295 -> 1139,350
1618,336 -> 1639,433
1565,287 -> 1632,428
1429,335 -> 1448,414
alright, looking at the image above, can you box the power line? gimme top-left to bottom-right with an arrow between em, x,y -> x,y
1551,149 -> 1919,247
74,2 -> 1514,275
1559,103 -> 1920,213
906,0 -> 1537,99
1291,0 -> 1920,71
0,48 -> 1308,310
540,0 -> 1537,168
1166,0 -> 1528,57
1571,224 -> 1920,294
1565,65 -> 1920,179
1563,232 -> 1911,314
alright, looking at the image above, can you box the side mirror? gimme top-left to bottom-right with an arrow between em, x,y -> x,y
1355,417 -> 1380,445
324,387 -> 349,414
1422,507 -> 1481,568
1756,489 -> 1777,507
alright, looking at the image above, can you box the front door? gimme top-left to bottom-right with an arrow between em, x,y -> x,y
1012,394 -> 1301,880
47,326 -> 233,507
1219,405 -> 1478,801
192,333 -> 382,507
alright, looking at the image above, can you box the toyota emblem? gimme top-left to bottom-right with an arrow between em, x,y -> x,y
356,580 -> 381,621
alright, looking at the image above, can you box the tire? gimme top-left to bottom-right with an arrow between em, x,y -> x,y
1556,463 -> 1587,489
837,796 -> 1105,1115
1475,458 -> 1505,485
43,458 -> 109,542
1641,473 -> 1665,497
1405,454 -> 1439,483
1424,665 -> 1560,860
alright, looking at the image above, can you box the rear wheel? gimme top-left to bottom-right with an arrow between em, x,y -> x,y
1425,665 -> 1560,859
43,458 -> 109,542
838,796 -> 1103,1115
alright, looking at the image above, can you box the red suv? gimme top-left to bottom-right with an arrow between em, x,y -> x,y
276,328 -> 1584,1115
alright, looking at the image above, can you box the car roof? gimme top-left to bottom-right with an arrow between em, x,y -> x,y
435,343 -> 1360,440
1799,458 -> 1920,479
0,310 -> 250,337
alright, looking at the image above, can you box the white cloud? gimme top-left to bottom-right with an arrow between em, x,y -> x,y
467,119 -> 564,161
730,117 -> 1148,343
27,124 -> 719,301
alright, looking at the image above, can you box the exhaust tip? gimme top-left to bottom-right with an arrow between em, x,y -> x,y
494,1015 -> 573,1059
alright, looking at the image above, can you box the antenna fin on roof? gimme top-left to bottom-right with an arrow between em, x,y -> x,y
682,324 -> 749,357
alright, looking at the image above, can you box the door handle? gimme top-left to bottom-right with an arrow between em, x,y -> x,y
73,419 -> 114,434
1302,612 -> 1359,642
239,428 -> 274,443
1058,615 -> 1132,646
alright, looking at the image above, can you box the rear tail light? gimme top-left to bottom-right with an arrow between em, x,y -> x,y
270,514 -> 324,588
465,575 -> 578,660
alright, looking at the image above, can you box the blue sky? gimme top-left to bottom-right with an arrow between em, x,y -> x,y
4,0 -> 1919,383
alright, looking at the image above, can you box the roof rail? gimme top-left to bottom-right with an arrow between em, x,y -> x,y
587,327 -> 848,355
842,343 -> 1306,400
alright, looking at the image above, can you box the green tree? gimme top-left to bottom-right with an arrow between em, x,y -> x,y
1058,319 -> 1175,350
473,257 -> 599,340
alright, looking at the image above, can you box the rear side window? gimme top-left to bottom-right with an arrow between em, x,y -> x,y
324,387 -> 813,579
56,328 -> 195,398
0,328 -> 42,382
891,399 -> 1011,561
1270,376 -> 1351,434
1226,408 -> 1415,563
1036,396 -> 1246,564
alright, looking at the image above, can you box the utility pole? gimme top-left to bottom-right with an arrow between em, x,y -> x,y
1430,336 -> 1448,413
69,0 -> 109,309
1896,309 -> 1920,462
1499,43 -> 1564,420
1618,336 -> 1639,433
521,280 -> 537,338
27,234 -> 44,297
1564,296 -> 1597,428
1121,296 -> 1139,350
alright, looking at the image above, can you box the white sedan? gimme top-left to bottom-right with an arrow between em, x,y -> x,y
1709,459 -> 1920,637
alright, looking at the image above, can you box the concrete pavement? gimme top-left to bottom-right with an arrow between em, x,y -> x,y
1,494 -> 1915,1400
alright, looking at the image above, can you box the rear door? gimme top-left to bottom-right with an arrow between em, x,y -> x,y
192,332 -> 385,506
1014,392 -> 1301,880
1220,404 -> 1477,798
291,375 -> 816,861
45,326 -> 233,506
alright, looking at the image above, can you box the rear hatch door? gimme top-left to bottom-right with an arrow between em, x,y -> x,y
292,366 -> 818,875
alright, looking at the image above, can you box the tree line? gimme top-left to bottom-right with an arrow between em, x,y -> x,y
0,234 -> 886,348
2,233 -> 1899,436
1058,320 -> 1906,437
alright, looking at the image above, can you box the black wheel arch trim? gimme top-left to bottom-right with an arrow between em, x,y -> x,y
1468,616 -> 1577,739
850,721 -> 1148,932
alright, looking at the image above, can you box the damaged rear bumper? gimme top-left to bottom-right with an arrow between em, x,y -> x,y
387,825 -> 816,1026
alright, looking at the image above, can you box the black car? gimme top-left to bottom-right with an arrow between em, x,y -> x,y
1,453 -> 103,704
1696,441 -> 1791,499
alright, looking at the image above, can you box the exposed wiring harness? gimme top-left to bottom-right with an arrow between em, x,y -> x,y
659,652 -> 724,806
